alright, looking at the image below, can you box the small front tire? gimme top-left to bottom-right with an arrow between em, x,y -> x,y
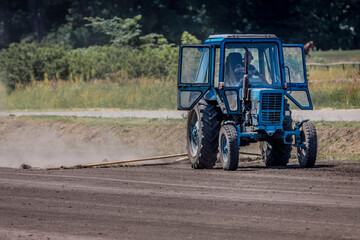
219,124 -> 239,171
297,121 -> 317,168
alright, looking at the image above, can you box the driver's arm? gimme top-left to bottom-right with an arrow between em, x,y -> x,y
250,65 -> 267,83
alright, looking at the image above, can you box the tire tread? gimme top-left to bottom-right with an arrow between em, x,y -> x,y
187,99 -> 220,169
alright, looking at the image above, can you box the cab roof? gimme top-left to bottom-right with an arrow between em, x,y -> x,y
208,34 -> 278,39
204,34 -> 280,44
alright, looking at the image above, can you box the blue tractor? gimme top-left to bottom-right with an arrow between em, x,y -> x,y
178,34 -> 317,170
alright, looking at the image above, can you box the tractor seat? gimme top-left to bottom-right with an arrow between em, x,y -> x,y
225,52 -> 244,86
227,52 -> 243,70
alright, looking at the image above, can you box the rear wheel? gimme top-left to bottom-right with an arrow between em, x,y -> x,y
260,139 -> 291,167
187,100 -> 220,169
219,124 -> 239,171
260,100 -> 292,167
297,121 -> 317,168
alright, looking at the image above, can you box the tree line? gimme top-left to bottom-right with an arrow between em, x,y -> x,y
0,0 -> 359,50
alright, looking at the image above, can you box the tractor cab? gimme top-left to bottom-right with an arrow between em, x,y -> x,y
178,34 -> 312,113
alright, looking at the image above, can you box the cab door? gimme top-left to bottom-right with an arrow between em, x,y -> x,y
178,45 -> 211,110
283,44 -> 313,110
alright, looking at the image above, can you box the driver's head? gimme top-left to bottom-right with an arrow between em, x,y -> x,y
245,51 -> 254,62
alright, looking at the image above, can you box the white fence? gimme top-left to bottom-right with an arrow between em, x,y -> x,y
307,62 -> 360,70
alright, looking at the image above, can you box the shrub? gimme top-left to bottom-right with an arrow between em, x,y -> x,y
0,43 -> 69,90
0,42 -> 178,92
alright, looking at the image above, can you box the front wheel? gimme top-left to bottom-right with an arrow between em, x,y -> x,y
219,124 -> 239,171
297,121 -> 317,168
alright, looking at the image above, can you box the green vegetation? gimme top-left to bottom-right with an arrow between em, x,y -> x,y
0,15 -> 179,92
304,53 -> 360,109
310,50 -> 360,63
0,79 -> 177,110
1,65 -> 359,110
313,121 -> 360,128
308,65 -> 359,81
318,153 -> 360,162
1,1 -> 359,50
0,41 -> 178,92
308,80 -> 360,109
0,14 -> 358,110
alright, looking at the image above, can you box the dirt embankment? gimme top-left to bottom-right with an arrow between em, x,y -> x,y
0,117 -> 186,168
317,126 -> 360,157
0,117 -> 359,168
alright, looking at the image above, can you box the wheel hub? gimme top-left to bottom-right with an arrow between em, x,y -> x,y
221,135 -> 228,163
189,114 -> 199,157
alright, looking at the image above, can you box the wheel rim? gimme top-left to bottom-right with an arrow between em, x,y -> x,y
221,134 -> 228,163
262,141 -> 272,158
189,112 -> 199,157
298,129 -> 307,163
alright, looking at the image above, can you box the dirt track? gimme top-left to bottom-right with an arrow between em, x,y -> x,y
1,159 -> 360,240
0,117 -> 359,239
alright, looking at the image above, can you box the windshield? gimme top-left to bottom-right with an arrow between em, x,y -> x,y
224,43 -> 281,88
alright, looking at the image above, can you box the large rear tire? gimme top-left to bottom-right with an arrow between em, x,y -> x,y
260,100 -> 292,167
260,139 -> 291,167
297,121 -> 317,168
219,124 -> 239,171
187,100 -> 220,169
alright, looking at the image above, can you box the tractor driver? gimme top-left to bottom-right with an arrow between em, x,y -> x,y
244,51 -> 267,83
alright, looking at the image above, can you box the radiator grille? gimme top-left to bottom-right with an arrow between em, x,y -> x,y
261,93 -> 282,123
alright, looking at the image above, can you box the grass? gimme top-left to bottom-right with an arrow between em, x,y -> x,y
0,78 -> 177,110
307,65 -> 360,81
305,56 -> 360,109
1,75 -> 359,110
309,49 -> 360,63
313,121 -> 360,128
305,50 -> 360,109
308,79 -> 360,109
317,153 -> 360,162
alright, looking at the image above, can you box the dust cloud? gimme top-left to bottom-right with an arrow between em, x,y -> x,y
0,124 -> 150,169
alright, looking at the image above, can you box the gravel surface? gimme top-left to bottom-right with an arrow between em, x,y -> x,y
0,159 -> 359,240
0,109 -> 359,121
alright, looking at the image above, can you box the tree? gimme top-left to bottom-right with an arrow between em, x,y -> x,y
85,15 -> 142,47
